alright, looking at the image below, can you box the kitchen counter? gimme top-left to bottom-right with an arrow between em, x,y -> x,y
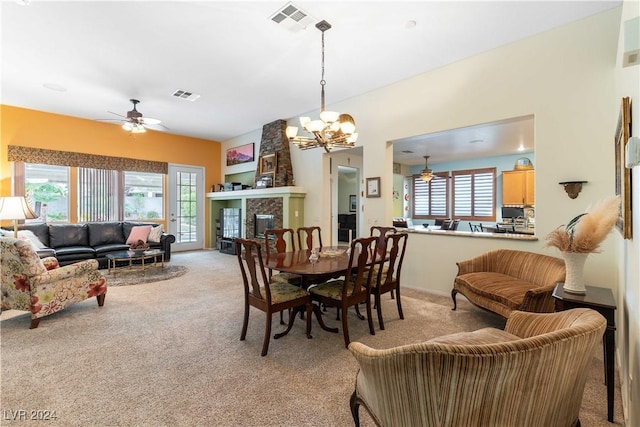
403,227 -> 538,241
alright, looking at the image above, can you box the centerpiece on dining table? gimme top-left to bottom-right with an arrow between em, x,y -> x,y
545,195 -> 619,294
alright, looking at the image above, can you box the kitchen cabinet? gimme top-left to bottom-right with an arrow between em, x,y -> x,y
502,170 -> 535,205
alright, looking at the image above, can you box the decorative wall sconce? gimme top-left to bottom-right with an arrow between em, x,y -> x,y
559,181 -> 587,199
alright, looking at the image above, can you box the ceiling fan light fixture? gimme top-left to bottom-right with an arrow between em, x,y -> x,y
287,20 -> 358,153
421,155 -> 433,182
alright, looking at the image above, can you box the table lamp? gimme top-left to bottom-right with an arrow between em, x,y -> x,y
0,196 -> 38,237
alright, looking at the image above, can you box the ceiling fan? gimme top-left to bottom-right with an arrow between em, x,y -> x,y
99,99 -> 165,133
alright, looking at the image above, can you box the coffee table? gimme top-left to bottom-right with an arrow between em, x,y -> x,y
106,249 -> 165,276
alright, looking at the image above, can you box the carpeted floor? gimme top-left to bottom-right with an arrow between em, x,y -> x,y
0,250 -> 625,426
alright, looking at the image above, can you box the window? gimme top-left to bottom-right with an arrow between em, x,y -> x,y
21,163 -> 164,223
412,167 -> 496,222
124,172 -> 163,220
452,168 -> 496,221
24,163 -> 69,222
412,172 -> 449,219
78,168 -> 165,222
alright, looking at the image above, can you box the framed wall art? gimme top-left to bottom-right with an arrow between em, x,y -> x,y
349,195 -> 357,212
226,143 -> 254,166
259,153 -> 277,175
615,96 -> 632,239
366,177 -> 380,198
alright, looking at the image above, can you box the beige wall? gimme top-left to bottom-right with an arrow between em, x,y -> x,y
615,1 -> 640,424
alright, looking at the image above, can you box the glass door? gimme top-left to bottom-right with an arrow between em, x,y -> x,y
167,164 -> 204,251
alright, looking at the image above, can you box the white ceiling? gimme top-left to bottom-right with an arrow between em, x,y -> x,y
1,0 -> 620,148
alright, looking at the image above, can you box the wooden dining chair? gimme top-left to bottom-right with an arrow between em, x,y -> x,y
368,226 -> 397,301
264,228 -> 302,285
309,236 -> 378,348
297,226 -> 322,250
370,226 -> 396,256
235,238 -> 312,356
371,232 -> 408,330
264,228 -> 303,325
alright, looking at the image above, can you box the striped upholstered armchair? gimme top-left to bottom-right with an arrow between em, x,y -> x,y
0,237 -> 107,328
349,309 -> 606,427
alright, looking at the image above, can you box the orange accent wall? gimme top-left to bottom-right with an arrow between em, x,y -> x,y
1,105 -> 221,247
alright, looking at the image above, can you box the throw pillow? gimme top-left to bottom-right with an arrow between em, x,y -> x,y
148,224 -> 164,243
17,230 -> 46,249
126,225 -> 152,245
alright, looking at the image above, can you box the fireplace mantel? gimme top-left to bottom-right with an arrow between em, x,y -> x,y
206,186 -> 306,200
207,186 -> 306,249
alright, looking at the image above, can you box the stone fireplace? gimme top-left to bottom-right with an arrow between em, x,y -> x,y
247,198 -> 283,239
255,119 -> 295,188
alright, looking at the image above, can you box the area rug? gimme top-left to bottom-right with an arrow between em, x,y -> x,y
100,264 -> 187,287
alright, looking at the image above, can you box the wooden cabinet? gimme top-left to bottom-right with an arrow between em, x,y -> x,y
502,170 -> 535,205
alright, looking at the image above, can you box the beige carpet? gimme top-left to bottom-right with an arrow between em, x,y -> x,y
0,250 -> 625,426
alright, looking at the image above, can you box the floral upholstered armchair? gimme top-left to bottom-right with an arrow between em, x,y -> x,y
0,237 -> 107,328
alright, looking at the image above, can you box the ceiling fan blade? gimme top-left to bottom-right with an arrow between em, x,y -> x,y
143,123 -> 170,131
107,110 -> 127,118
140,117 -> 161,125
95,118 -> 126,122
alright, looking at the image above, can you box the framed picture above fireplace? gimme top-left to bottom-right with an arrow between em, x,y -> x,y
259,153 -> 277,175
226,142 -> 254,166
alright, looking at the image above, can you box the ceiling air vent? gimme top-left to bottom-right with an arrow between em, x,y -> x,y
270,2 -> 315,33
172,89 -> 200,102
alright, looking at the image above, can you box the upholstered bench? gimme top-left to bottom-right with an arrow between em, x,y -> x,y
451,249 -> 566,318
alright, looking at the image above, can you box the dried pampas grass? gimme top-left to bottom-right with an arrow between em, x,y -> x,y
545,195 -> 619,253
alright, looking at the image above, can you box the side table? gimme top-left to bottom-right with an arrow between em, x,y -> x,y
552,283 -> 616,422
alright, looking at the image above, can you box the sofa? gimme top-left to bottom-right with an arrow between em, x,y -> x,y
3,222 -> 175,269
451,249 -> 566,318
349,309 -> 606,427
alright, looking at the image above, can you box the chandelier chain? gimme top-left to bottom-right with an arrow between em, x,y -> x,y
320,29 -> 326,112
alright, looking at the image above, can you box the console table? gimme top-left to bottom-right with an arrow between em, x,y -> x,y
552,283 -> 616,422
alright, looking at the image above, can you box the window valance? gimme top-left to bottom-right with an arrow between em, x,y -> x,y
7,145 -> 168,174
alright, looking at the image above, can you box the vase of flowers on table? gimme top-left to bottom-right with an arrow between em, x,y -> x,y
545,196 -> 619,295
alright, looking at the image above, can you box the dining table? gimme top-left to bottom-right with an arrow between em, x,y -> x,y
266,246 -> 354,287
265,246 -> 357,335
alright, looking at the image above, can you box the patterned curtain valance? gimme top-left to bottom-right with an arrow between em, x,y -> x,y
7,145 -> 168,174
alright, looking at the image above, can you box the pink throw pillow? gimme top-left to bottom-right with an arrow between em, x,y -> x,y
126,225 -> 152,245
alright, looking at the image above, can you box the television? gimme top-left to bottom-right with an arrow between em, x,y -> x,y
501,206 -> 524,219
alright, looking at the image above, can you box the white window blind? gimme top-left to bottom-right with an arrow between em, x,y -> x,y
452,168 -> 496,221
78,168 -> 120,222
412,173 -> 449,219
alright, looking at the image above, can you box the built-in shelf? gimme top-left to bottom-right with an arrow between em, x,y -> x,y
206,186 -> 306,200
206,186 -> 306,248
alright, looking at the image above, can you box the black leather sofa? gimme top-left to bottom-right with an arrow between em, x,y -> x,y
5,222 -> 175,269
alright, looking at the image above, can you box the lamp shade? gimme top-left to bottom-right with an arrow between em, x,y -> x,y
0,197 -> 37,221
0,196 -> 38,238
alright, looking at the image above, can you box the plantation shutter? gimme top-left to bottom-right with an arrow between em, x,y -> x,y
412,173 -> 449,219
452,168 -> 496,221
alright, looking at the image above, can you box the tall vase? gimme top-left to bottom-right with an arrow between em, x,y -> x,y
562,252 -> 589,294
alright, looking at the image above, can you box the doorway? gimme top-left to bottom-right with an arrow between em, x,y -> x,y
336,165 -> 359,243
167,164 -> 205,251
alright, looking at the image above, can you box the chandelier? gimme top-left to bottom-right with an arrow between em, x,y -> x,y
421,156 -> 433,182
286,20 -> 358,153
